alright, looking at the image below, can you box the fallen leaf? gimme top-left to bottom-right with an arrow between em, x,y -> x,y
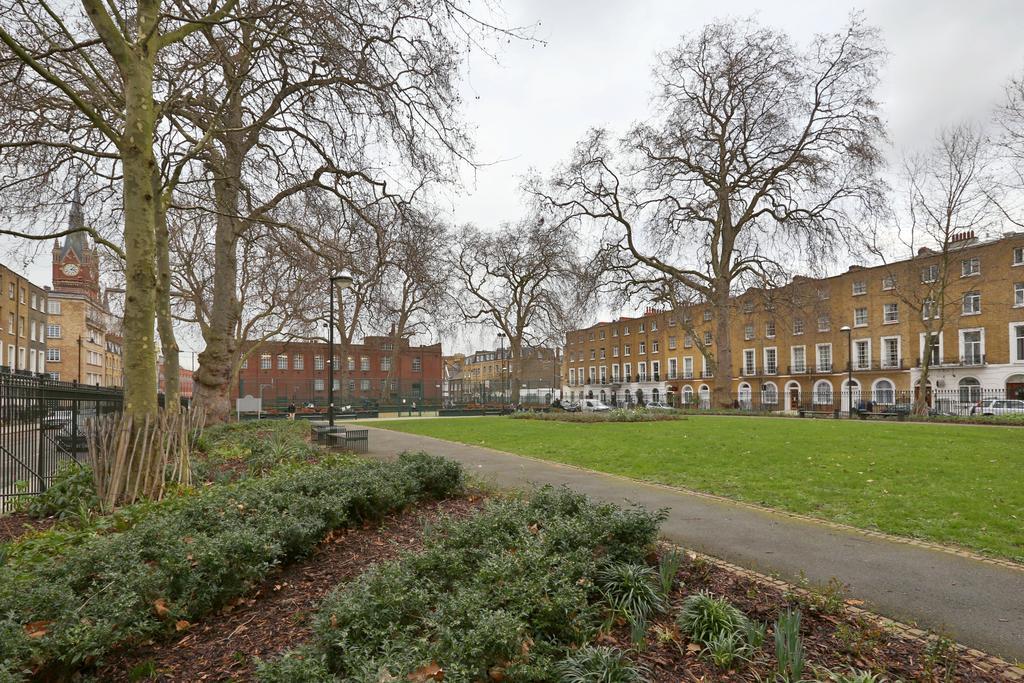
407,661 -> 444,681
175,620 -> 191,632
488,667 -> 505,681
845,598 -> 865,607
153,598 -> 171,618
24,620 -> 50,639
686,643 -> 701,654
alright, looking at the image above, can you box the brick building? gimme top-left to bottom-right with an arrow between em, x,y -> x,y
450,345 -> 561,404
233,335 -> 443,409
158,360 -> 194,399
44,197 -> 123,387
564,231 -> 1024,412
0,264 -> 48,375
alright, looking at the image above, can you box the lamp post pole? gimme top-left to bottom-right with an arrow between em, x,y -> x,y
327,272 -> 354,427
840,325 -> 853,418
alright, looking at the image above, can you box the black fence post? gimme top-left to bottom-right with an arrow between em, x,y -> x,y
36,384 -> 47,493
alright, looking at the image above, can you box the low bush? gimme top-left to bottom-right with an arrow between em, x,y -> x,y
556,645 -> 646,682
596,562 -> 665,624
258,487 -> 664,682
0,451 -> 464,680
510,408 -> 684,423
192,420 -> 320,482
24,463 -> 99,520
677,590 -> 749,646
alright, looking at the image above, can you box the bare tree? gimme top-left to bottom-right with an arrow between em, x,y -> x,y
449,218 -> 585,404
0,0 -> 237,416
867,124 -> 994,412
537,16 -> 886,406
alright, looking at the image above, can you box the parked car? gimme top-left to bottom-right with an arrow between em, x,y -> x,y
970,399 -> 1024,416
563,401 -> 582,413
645,401 -> 674,411
581,399 -> 611,412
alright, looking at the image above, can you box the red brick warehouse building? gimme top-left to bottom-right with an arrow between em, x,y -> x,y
232,336 -> 443,410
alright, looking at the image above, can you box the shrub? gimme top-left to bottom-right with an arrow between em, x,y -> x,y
556,645 -> 645,682
702,630 -> 748,669
509,408 -> 684,423
596,562 -> 665,623
677,591 -> 749,646
25,463 -> 99,520
260,487 -> 663,682
0,453 -> 464,680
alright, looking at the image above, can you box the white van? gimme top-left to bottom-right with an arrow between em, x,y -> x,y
582,399 -> 611,412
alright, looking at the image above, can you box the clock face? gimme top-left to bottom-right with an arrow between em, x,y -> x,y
62,263 -> 80,277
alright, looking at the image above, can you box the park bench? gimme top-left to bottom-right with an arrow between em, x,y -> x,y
311,424 -> 346,445
797,404 -> 839,418
856,404 -> 910,421
327,428 -> 369,453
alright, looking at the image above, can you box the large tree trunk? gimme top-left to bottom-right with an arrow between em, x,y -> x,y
510,337 -> 522,404
120,58 -> 159,417
713,287 -> 732,409
154,179 -> 180,413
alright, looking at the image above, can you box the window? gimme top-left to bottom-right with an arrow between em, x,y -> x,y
683,356 -> 694,378
703,310 -> 712,322
623,362 -> 631,380
639,323 -> 645,333
882,274 -> 896,291
922,298 -> 938,319
883,303 -> 898,324
46,348 -> 60,362
260,353 -> 271,370
1016,284 -> 1024,307
7,313 -> 12,334
360,379 -> 371,391
704,331 -> 712,345
743,301 -> 754,314
764,347 -> 778,375
813,380 -> 833,405
650,320 -> 657,331
874,379 -> 895,405
47,300 -> 61,314
241,357 -> 248,369
612,346 -> 619,357
277,354 -> 288,370
293,354 -> 304,370
761,382 -> 778,405
651,360 -> 660,379
360,356 -> 370,371
599,366 -> 607,383
668,316 -> 676,327
743,349 -> 756,375
765,321 -> 775,338
624,344 -> 631,357
817,315 -> 830,332
314,355 -> 324,370
412,356 -> 422,372
651,341 -> 659,353
816,344 -> 832,372
612,327 -> 618,337
19,288 -> 25,304
668,357 -> 677,379
744,324 -> 754,341
881,337 -> 900,368
599,330 -> 605,340
683,334 -> 693,348
791,346 -> 806,373
961,257 -> 980,277
569,368 -> 577,385
852,281 -> 867,295
961,330 -> 983,365
817,288 -> 830,300
599,348 -> 606,359
958,377 -> 981,404
380,357 -> 392,371
638,342 -> 646,355
1015,246 -> 1024,265
793,318 -> 804,335
29,321 -> 35,341
623,325 -> 630,335
668,336 -> 677,350
638,362 -> 647,381
612,364 -> 620,381
854,339 -> 870,370
854,307 -> 868,327
1013,323 -> 1024,363
921,264 -> 938,283
962,291 -> 981,315
922,332 -> 941,366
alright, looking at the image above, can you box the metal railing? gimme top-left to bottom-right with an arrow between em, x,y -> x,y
1,370 -> 123,512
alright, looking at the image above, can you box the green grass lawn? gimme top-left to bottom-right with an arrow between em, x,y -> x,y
373,416 -> 1024,562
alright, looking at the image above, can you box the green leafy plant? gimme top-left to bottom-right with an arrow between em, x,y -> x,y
774,608 -> 805,682
676,591 -> 749,646
596,562 -> 664,624
556,646 -> 645,683
657,547 -> 684,597
742,619 -> 767,649
825,668 -> 886,683
25,462 -> 99,519
702,629 -> 748,669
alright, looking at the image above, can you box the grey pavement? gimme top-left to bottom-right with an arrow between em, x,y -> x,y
349,423 -> 1024,663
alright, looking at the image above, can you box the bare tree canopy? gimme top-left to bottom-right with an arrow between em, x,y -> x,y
536,15 -> 886,404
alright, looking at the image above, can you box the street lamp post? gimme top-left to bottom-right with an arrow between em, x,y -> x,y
328,272 -> 354,427
840,325 -> 853,418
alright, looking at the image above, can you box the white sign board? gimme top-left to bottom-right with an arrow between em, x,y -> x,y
236,395 -> 262,417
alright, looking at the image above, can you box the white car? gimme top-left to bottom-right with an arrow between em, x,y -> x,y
581,399 -> 611,412
645,401 -> 674,411
970,399 -> 1024,416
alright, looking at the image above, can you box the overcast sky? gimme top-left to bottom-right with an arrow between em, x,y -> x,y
7,0 -> 1024,358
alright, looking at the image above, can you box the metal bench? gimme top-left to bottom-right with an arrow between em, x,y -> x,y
312,425 -> 345,445
797,406 -> 839,418
327,428 -> 368,453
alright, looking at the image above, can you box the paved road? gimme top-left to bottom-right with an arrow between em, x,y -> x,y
350,423 -> 1024,663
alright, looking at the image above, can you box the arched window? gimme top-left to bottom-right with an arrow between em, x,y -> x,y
699,384 -> 710,408
873,379 -> 895,405
599,389 -> 607,403
652,388 -> 660,403
738,383 -> 752,408
761,382 -> 778,405
610,391 -> 617,406
682,385 -> 694,405
958,377 -> 981,404
813,380 -> 833,405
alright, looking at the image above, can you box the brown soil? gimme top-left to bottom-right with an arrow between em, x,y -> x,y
0,512 -> 56,543
97,496 -> 484,682
616,552 -> 1018,681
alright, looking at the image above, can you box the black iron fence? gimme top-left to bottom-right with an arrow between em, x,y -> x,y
1,371 -> 123,512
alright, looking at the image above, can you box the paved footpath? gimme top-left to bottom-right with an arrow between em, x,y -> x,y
350,424 -> 1024,663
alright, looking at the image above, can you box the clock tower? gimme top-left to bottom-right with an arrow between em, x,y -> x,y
51,192 -> 100,302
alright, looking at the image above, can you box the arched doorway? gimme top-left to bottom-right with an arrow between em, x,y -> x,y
737,383 -> 752,409
761,382 -> 778,410
958,377 -> 981,405
682,385 -> 694,407
651,388 -> 660,404
599,389 -> 607,404
785,381 -> 801,412
698,384 -> 710,409
1006,374 -> 1024,400
840,378 -> 861,413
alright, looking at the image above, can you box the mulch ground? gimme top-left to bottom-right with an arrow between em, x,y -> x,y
0,512 -> 56,543
96,496 -> 484,682
613,551 -> 1019,681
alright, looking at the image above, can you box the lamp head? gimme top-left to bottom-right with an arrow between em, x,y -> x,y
332,271 -> 354,290
839,325 -> 851,333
